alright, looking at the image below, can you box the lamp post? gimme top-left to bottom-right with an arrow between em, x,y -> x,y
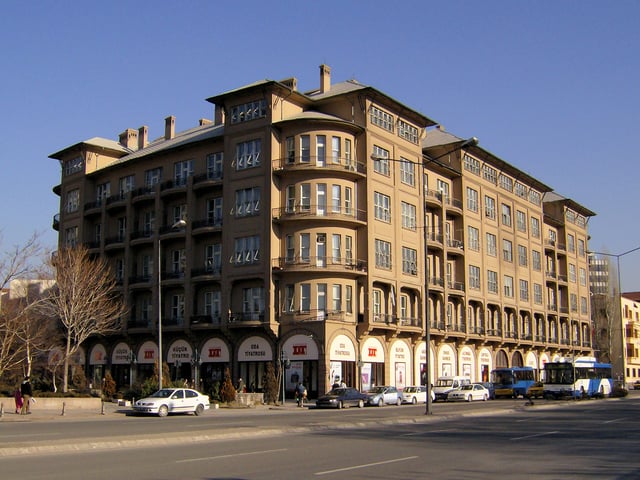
158,218 -> 187,390
280,349 -> 290,404
372,136 -> 478,415
587,246 -> 640,387
129,350 -> 137,388
191,347 -> 202,388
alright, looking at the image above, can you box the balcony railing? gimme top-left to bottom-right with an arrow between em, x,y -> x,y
272,205 -> 367,222
272,156 -> 366,175
272,257 -> 367,273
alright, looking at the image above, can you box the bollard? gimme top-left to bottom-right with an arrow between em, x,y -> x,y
101,400 -> 105,415
61,402 -> 66,416
0,402 -> 4,417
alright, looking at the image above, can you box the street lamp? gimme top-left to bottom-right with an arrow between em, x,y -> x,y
129,349 -> 137,388
158,218 -> 187,390
372,135 -> 479,415
280,350 -> 291,404
587,245 -> 640,386
191,347 -> 202,388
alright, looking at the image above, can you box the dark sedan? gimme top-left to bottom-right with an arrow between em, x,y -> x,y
316,387 -> 367,409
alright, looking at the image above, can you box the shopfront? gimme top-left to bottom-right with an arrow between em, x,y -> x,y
111,342 -> 135,390
329,334 -> 356,390
282,334 -> 319,398
199,337 -> 230,392
237,335 -> 273,392
390,339 -> 411,389
361,337 -> 385,391
167,339 -> 193,384
88,343 -> 107,388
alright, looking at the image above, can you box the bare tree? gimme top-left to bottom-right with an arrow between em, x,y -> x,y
36,246 -> 127,392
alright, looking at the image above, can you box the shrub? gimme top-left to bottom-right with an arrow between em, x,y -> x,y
102,372 -> 116,399
219,367 -> 236,403
262,362 -> 279,404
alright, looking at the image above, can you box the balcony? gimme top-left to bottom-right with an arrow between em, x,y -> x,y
272,156 -> 366,178
52,213 -> 60,231
192,172 -> 223,192
272,257 -> 367,275
279,309 -> 353,324
131,186 -> 156,204
191,265 -> 222,281
160,177 -> 189,198
424,189 -> 443,207
190,314 -> 223,326
192,217 -> 223,235
228,311 -> 266,326
272,205 -> 366,225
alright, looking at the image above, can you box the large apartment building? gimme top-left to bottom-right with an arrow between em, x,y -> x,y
50,65 -> 595,396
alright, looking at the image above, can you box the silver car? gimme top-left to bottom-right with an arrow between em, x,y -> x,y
133,388 -> 210,417
365,386 -> 402,406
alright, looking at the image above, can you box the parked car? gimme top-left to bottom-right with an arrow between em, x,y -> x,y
432,376 -> 471,402
401,385 -> 435,404
133,388 -> 210,417
526,382 -> 544,399
478,382 -> 496,400
365,386 -> 402,406
447,383 -> 490,402
316,387 -> 367,409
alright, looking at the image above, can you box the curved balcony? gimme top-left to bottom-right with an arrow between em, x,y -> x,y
192,217 -> 223,235
272,156 -> 366,179
130,230 -> 154,246
104,234 -> 126,251
272,257 -> 367,275
192,172 -> 224,192
424,189 -> 443,207
191,265 -> 222,282
83,200 -> 103,216
52,213 -> 60,231
160,178 -> 189,198
444,196 -> 463,216
272,205 -> 366,226
426,232 -> 444,250
228,311 -> 266,327
131,186 -> 156,204
279,309 -> 354,324
105,193 -> 127,211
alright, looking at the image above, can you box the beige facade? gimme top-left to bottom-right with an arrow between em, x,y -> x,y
621,293 -> 640,385
50,65 -> 595,396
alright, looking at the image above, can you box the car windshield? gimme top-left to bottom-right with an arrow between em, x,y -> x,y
460,385 -> 473,391
436,379 -> 453,387
404,387 -> 417,393
326,388 -> 346,395
368,386 -> 385,393
150,389 -> 176,398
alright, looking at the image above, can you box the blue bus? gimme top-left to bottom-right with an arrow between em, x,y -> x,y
491,366 -> 536,398
543,357 -> 613,399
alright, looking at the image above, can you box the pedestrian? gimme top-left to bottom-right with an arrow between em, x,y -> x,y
340,378 -> 347,388
14,386 -> 23,414
20,376 -> 33,415
296,382 -> 307,407
237,377 -> 246,393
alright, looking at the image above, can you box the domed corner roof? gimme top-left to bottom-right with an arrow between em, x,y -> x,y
274,110 -> 364,133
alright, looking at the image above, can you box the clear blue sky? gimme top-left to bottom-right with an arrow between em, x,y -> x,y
2,1 -> 639,288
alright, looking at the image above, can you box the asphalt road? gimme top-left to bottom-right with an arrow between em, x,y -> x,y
1,395 -> 640,479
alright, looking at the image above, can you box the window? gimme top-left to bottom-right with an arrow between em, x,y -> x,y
332,284 -> 342,312
65,226 -> 78,247
174,160 -> 194,185
529,189 -> 541,206
375,239 -> 392,269
499,174 -> 513,192
402,247 -> 417,275
397,119 -> 418,143
519,280 -> 529,301
579,267 -> 587,286
374,192 -> 391,222
145,168 -> 162,187
469,265 -> 481,289
485,196 -> 496,220
372,290 -> 381,316
96,182 -> 111,202
236,139 -> 262,170
370,105 -> 394,132
117,217 -> 127,241
346,285 -> 353,314
204,291 -> 221,319
331,137 -> 341,164
171,294 -> 185,322
234,235 -> 260,265
63,156 -> 83,176
316,135 -> 326,164
581,296 -> 588,314
345,139 -> 352,166
516,210 -> 527,232
504,276 -> 514,297
482,165 -> 497,184
436,180 -> 450,199
141,254 -> 152,278
285,285 -> 295,312
332,234 -> 341,263
300,183 -> 311,211
345,236 -> 353,265
235,187 -> 260,217
172,248 -> 186,274
487,270 -> 498,294
332,185 -> 341,213
300,135 -> 311,163
518,245 -> 528,266
532,250 -> 541,271
372,145 -> 390,175
530,216 -> 540,238
300,284 -> 311,312
300,233 -> 310,262
578,239 -> 585,256
515,182 -> 528,199
486,233 -> 497,257
65,189 -> 79,213
501,204 -> 512,227
205,244 -> 222,272
534,284 -> 543,305
503,239 -> 513,262
230,99 -> 267,123
570,293 -> 578,312
206,152 -> 223,179
317,284 -> 327,313
286,137 -> 295,163
115,258 -> 124,283
345,187 -> 353,215
569,264 -> 576,283
567,234 -> 575,253
463,154 -> 480,175
285,235 -> 295,263
401,202 -> 416,230
173,204 -> 188,224
466,187 -> 479,212
243,287 -> 265,315
119,175 -> 135,196
206,198 -> 222,225
400,158 -> 415,186
467,226 -> 480,251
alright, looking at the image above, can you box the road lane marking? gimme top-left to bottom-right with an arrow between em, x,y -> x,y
315,456 -> 419,475
176,448 -> 287,463
603,418 -> 625,424
511,431 -> 558,441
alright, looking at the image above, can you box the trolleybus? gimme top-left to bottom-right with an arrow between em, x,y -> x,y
543,356 -> 613,399
490,366 -> 536,398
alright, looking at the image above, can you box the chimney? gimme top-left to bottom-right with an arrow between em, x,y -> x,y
119,128 -> 138,150
138,126 -> 148,150
319,64 -> 331,93
214,105 -> 225,126
199,118 -> 212,126
164,115 -> 175,140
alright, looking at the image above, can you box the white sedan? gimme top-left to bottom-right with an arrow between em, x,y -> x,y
447,383 -> 490,402
401,386 -> 435,404
133,388 -> 210,417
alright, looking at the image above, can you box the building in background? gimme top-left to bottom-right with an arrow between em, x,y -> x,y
50,65 -> 595,395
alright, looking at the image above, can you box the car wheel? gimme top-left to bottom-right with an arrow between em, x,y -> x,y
412,397 -> 417,405
338,401 -> 344,409
466,395 -> 472,402
396,397 -> 402,406
195,404 -> 205,416
483,394 -> 488,401
357,399 -> 364,408
158,405 -> 169,417
377,398 -> 384,407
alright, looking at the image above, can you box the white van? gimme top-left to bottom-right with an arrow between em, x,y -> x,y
432,376 -> 471,401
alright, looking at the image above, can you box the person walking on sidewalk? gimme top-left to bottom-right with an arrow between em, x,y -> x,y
14,385 -> 23,414
295,382 -> 307,407
20,376 -> 33,415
